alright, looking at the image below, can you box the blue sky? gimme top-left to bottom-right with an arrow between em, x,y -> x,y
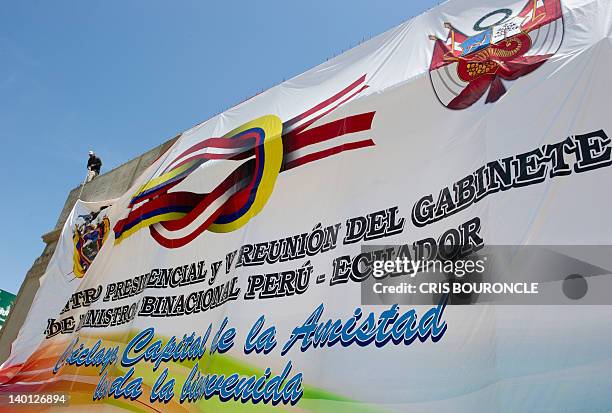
0,0 -> 439,294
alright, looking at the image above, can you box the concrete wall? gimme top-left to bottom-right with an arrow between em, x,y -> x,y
0,136 -> 179,364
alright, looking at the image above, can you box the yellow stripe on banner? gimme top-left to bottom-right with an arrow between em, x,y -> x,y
72,230 -> 86,278
209,114 -> 283,233
114,212 -> 186,245
132,161 -> 198,200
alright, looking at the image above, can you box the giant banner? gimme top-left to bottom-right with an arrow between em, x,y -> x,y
2,0 -> 612,411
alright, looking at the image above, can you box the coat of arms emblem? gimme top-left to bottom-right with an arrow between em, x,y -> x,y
429,0 -> 563,109
72,206 -> 110,278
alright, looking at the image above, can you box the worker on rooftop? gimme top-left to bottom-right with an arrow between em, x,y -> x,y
86,151 -> 102,182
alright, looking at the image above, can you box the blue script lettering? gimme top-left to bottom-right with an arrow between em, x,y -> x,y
281,296 -> 448,355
